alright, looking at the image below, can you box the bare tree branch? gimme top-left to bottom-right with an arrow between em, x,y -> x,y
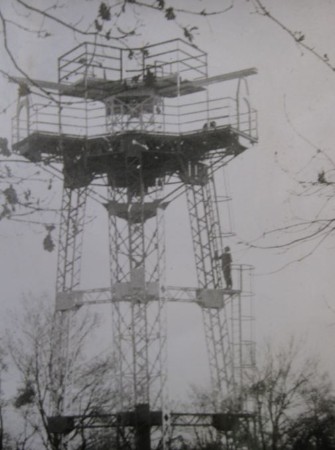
0,8 -> 59,103
16,0 -> 98,37
6,18 -> 50,37
252,0 -> 335,72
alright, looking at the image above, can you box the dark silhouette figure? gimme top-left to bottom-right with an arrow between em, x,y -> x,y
215,247 -> 232,289
144,68 -> 156,87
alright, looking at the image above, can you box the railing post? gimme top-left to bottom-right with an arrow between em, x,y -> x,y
240,264 -> 243,292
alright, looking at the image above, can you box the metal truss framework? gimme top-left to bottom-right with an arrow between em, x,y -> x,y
11,38 -> 258,450
45,145 -> 255,449
56,187 -> 88,293
185,164 -> 235,407
52,175 -> 254,446
48,409 -> 255,450
106,95 -> 165,134
183,161 -> 255,410
106,148 -> 169,448
51,187 -> 88,417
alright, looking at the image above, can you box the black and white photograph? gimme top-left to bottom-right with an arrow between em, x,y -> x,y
0,1 -> 334,448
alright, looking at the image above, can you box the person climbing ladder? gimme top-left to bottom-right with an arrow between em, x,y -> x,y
214,246 -> 232,289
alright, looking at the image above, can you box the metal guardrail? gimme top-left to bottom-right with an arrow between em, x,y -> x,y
58,39 -> 207,85
12,96 -> 258,144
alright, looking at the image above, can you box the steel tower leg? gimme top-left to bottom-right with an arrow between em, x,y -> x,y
52,186 -> 88,416
56,187 -> 88,293
185,165 -> 235,409
107,147 -> 168,449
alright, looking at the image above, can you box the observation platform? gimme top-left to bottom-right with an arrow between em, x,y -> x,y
12,126 -> 249,189
11,38 -> 257,189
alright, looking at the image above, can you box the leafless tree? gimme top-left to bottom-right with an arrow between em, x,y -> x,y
246,338 -> 335,450
236,1 -> 335,259
187,339 -> 335,450
6,298 -> 118,449
251,0 -> 335,73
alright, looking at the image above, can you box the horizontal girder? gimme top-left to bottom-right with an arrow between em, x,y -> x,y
55,285 -> 241,310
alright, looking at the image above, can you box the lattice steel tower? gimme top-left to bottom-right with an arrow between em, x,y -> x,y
12,39 -> 257,449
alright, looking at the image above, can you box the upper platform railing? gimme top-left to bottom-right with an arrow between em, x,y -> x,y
12,95 -> 257,144
12,39 -> 257,147
58,39 -> 207,86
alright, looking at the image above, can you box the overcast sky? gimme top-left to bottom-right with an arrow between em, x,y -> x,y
1,0 -> 335,401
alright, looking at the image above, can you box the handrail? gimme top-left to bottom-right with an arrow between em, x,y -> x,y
12,96 -> 258,144
58,40 -> 206,85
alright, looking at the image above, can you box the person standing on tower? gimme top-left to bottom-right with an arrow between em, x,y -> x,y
215,247 -> 232,289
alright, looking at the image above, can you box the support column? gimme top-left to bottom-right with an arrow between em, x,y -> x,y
185,163 -> 234,408
52,186 -> 88,416
107,142 -> 168,449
